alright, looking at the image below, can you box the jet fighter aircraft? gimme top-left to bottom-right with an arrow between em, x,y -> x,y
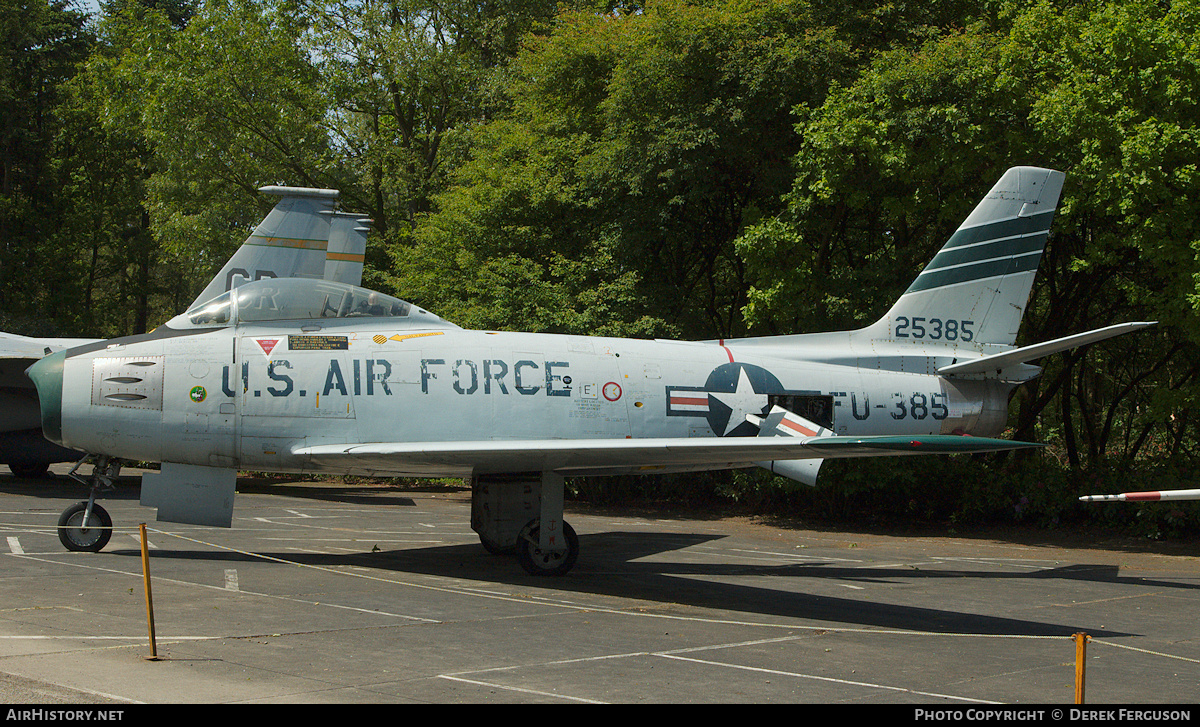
26,166 -> 1154,576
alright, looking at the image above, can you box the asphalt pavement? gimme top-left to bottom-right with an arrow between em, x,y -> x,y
1,467 -> 1197,706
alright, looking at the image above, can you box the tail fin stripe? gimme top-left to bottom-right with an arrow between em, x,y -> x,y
246,235 -> 329,250
325,252 -> 365,263
941,210 -> 1054,250
924,232 -> 1047,272
906,251 -> 1042,293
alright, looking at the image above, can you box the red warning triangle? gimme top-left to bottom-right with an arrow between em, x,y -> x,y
256,338 -> 279,356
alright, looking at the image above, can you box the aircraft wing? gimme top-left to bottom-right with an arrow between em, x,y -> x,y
0,332 -> 99,360
294,434 -> 1042,477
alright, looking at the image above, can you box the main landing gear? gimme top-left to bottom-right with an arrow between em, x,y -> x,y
471,471 -> 580,577
8,461 -> 50,479
57,455 -> 120,552
516,519 -> 579,577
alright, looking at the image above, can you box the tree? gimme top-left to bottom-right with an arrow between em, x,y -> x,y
737,0 -> 1200,471
87,0 -> 564,309
0,0 -> 94,335
1000,0 -> 1200,466
403,0 -> 871,338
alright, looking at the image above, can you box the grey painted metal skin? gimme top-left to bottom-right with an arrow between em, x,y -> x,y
0,186 -> 369,475
25,167 -> 1158,573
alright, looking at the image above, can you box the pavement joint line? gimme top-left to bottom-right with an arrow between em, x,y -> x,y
0,635 -> 216,640
931,556 -> 1056,568
16,542 -> 1190,671
1,536 -> 1071,641
447,650 -> 654,679
444,634 -> 995,704
1045,589 -> 1173,609
0,668 -> 143,704
11,524 -> 1200,672
4,550 -> 441,624
437,675 -> 607,703
654,652 -> 1000,704
1089,638 -> 1200,664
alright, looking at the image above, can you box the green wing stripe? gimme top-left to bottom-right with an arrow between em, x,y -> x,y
805,435 -> 1044,453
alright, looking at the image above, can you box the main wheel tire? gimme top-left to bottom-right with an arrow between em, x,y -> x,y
479,534 -> 514,555
57,502 -> 112,552
9,462 -> 49,479
516,520 -> 578,577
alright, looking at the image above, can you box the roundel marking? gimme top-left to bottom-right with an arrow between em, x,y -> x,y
602,382 -> 622,401
702,363 -> 780,437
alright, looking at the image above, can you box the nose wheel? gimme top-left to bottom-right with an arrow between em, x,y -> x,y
56,455 -> 120,553
57,501 -> 112,552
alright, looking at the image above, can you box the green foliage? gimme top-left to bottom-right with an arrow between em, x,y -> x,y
402,0 -> 865,338
0,0 -> 95,334
566,454 -> 1200,541
737,28 -> 1033,334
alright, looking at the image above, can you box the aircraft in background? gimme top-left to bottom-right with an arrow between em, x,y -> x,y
26,166 -> 1156,576
1,332 -> 99,477
1,186 -> 371,478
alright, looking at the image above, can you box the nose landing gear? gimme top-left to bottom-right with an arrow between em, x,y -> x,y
57,456 -> 121,553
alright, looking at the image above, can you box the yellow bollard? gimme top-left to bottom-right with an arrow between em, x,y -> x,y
140,523 -> 160,661
1074,632 -> 1089,704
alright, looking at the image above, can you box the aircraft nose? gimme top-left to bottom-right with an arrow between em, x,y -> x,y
26,350 -> 66,445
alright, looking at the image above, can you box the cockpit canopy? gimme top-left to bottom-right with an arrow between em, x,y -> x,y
170,278 -> 451,329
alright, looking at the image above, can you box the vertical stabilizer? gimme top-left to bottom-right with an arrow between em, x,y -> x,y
870,166 -> 1065,347
323,212 -> 372,288
188,186 -> 340,309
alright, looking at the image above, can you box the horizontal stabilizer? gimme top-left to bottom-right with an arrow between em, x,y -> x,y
938,322 -> 1157,378
1080,488 -> 1200,503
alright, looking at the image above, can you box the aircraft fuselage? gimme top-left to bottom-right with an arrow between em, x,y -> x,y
51,322 -> 1013,478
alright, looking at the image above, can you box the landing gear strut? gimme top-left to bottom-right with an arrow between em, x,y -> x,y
471,471 -> 580,576
57,456 -> 121,553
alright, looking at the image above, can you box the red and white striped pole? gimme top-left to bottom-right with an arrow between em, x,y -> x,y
1080,488 -> 1200,502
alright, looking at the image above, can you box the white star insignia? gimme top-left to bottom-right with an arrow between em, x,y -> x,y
708,367 -> 769,436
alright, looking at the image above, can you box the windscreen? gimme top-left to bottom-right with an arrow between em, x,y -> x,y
184,278 -> 412,325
